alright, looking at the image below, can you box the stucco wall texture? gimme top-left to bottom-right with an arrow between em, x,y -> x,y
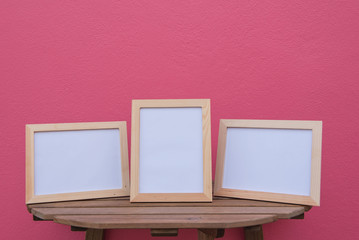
1,1 -> 358,239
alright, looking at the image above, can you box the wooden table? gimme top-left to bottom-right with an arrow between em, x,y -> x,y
27,197 -> 310,240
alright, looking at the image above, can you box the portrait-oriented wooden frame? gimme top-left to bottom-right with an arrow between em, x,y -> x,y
214,119 -> 322,206
130,99 -> 212,202
26,121 -> 130,204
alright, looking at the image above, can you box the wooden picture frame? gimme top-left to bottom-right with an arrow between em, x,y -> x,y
26,121 -> 129,204
214,119 -> 322,206
130,99 -> 212,202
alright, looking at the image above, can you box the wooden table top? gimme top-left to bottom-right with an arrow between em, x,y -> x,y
27,196 -> 310,230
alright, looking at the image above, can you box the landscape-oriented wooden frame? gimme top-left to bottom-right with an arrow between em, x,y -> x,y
131,99 -> 212,202
26,121 -> 130,204
214,119 -> 322,206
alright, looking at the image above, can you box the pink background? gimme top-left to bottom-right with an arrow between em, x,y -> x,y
1,0 -> 358,239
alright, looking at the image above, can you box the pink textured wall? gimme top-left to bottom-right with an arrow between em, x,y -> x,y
1,1 -> 358,239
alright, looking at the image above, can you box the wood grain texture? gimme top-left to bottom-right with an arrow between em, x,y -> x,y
29,198 -> 309,238
214,119 -> 322,206
310,122 -> 322,206
215,189 -> 318,206
25,125 -> 35,204
119,122 -> 130,197
31,206 -> 304,220
214,120 -> 228,195
28,197 -> 311,211
130,99 -> 212,202
131,193 -> 212,203
26,122 -> 126,131
26,189 -> 130,205
53,214 -> 277,229
25,121 -> 130,204
201,100 -> 213,201
222,119 -> 321,130
130,101 -> 140,201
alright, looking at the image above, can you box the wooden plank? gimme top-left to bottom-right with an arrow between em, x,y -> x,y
25,125 -> 35,204
214,120 -> 228,196
54,214 -> 277,229
31,206 -> 304,220
85,229 -> 103,240
215,189 -> 318,206
201,99 -> 213,202
151,229 -> 178,237
27,189 -> 131,205
28,198 -> 307,210
310,123 -> 322,206
244,225 -> 263,240
131,193 -> 212,203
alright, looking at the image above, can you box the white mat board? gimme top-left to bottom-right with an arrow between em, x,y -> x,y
139,107 -> 203,193
34,129 -> 122,195
222,127 -> 312,196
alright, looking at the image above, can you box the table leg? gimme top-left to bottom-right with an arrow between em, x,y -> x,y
85,229 -> 104,240
198,229 -> 225,240
244,225 -> 263,240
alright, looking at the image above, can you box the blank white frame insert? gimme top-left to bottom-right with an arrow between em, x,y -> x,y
214,119 -> 322,206
139,107 -> 203,193
26,122 -> 129,204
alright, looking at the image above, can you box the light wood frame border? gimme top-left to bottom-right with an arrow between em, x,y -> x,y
214,119 -> 322,206
130,99 -> 212,202
26,121 -> 130,204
